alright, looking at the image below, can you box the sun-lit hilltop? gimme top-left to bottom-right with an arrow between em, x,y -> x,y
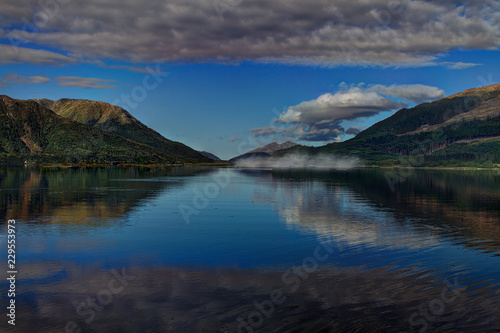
0,96 -> 211,164
35,98 -> 211,162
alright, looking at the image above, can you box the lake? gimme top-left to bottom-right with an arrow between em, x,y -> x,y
1,166 -> 500,332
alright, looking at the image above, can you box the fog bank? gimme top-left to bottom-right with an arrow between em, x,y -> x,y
234,153 -> 360,169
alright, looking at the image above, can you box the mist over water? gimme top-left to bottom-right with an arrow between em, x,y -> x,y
234,153 -> 360,169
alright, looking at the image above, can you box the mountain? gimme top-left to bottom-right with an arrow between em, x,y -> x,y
198,151 -> 221,161
247,141 -> 299,155
0,95 -> 179,164
229,141 -> 299,162
33,98 -> 211,163
277,84 -> 500,167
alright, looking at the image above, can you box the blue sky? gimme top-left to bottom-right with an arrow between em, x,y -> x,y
1,0 -> 499,159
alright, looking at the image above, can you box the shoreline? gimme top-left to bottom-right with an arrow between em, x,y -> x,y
360,165 -> 500,171
1,162 -> 498,171
0,162 -> 231,168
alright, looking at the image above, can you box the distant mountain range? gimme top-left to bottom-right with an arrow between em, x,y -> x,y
0,96 -> 211,164
230,141 -> 299,162
198,151 -> 221,161
3,83 -> 499,167
276,83 -> 500,167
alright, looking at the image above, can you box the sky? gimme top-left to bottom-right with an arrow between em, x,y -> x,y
0,0 -> 499,160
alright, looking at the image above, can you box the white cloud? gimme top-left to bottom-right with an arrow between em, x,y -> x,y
0,0 -> 498,67
252,82 -> 445,142
251,127 -> 284,137
107,65 -> 151,73
55,76 -> 117,89
366,84 -> 445,103
252,124 -> 344,143
442,62 -> 483,70
277,87 -> 404,125
0,73 -> 50,86
0,44 -> 75,65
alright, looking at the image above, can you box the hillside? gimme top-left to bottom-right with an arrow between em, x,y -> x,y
230,141 -> 299,162
34,98 -> 211,163
247,141 -> 299,155
198,151 -> 221,161
277,84 -> 500,167
0,95 -> 179,164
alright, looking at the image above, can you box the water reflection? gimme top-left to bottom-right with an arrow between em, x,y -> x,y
4,262 -> 500,332
0,166 -> 216,226
1,167 -> 500,332
240,168 -> 500,256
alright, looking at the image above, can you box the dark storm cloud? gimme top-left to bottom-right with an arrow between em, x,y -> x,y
345,127 -> 363,136
0,0 -> 498,67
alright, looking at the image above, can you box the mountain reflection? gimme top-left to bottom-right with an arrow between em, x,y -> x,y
2,167 -> 500,333
5,261 -> 500,333
0,166 -> 217,226
239,168 -> 500,255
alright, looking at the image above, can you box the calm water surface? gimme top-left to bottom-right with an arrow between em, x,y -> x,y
1,166 -> 500,332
